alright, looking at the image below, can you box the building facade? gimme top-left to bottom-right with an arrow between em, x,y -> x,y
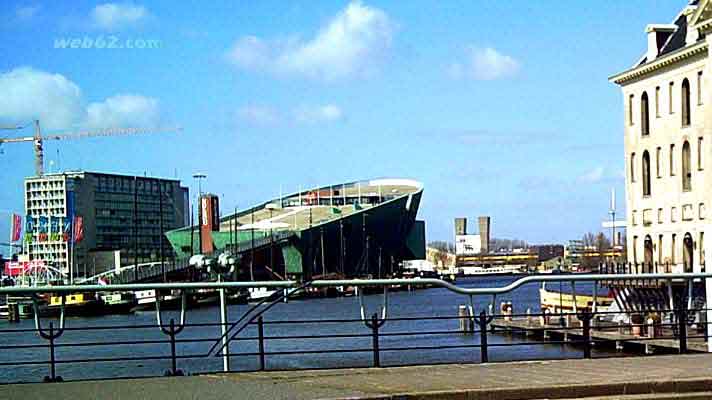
24,171 -> 189,278
611,0 -> 712,273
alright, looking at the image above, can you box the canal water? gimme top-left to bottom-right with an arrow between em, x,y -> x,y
0,276 -> 623,383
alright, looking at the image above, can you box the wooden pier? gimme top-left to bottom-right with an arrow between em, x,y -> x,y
491,317 -> 709,354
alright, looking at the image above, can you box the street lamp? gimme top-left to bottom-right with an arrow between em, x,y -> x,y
192,173 -> 207,197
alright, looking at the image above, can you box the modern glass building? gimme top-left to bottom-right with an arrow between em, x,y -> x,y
24,171 -> 189,278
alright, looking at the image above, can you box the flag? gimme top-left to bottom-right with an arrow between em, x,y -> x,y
73,216 -> 84,243
11,214 -> 21,242
62,217 -> 71,242
24,216 -> 35,244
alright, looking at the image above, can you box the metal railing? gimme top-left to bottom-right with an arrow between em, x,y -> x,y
0,273 -> 711,383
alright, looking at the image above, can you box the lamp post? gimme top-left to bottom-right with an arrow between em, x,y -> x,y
192,173 -> 207,197
265,203 -> 278,272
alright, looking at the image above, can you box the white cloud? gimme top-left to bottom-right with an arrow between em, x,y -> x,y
237,105 -> 281,126
294,104 -> 343,124
450,47 -> 520,81
0,67 -> 83,130
237,104 -> 344,126
0,67 -> 160,130
579,166 -> 605,183
16,5 -> 40,20
91,3 -> 148,30
85,94 -> 159,129
226,1 -> 394,81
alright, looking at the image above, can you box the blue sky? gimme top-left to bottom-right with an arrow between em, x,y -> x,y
0,1 -> 689,255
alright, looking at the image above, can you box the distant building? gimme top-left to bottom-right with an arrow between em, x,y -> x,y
532,244 -> 564,263
24,171 -> 189,278
166,178 -> 424,280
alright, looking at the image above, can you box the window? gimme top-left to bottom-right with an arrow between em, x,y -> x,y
630,152 -> 636,182
682,78 -> 691,126
683,140 -> 691,191
701,232 -> 705,269
655,86 -> 660,117
628,94 -> 634,126
656,146 -> 662,177
698,137 -> 703,170
659,235 -> 664,265
641,91 -> 650,135
669,81 -> 675,114
658,207 -> 663,223
698,71 -> 703,105
670,144 -> 675,176
672,233 -> 676,264
642,150 -> 651,196
633,236 -> 638,264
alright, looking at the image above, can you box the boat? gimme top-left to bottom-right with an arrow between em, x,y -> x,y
539,282 -> 614,314
99,292 -> 136,314
0,295 -> 36,320
248,287 -> 279,302
227,289 -> 249,304
459,264 -> 523,276
42,293 -> 105,317
194,289 -> 220,306
131,289 -> 185,312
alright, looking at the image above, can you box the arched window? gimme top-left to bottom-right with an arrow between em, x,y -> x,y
642,150 -> 651,196
682,78 -> 691,126
683,233 -> 693,273
641,91 -> 650,135
682,140 -> 692,191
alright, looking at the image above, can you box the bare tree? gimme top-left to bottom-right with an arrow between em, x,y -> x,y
428,241 -> 454,253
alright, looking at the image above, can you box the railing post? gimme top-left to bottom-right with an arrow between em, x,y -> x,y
48,322 -> 57,382
677,307 -> 688,354
580,311 -> 592,359
165,318 -> 184,376
257,316 -> 266,371
477,310 -> 492,363
371,313 -> 381,367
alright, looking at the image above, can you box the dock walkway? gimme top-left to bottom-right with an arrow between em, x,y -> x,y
491,318 -> 709,353
5,354 -> 712,399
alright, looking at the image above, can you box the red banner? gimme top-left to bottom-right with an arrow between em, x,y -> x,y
73,216 -> 84,243
4,260 -> 45,277
11,214 -> 21,242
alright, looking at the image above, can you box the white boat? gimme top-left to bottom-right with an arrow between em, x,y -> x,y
248,287 -> 278,302
459,265 -> 523,276
132,289 -> 184,311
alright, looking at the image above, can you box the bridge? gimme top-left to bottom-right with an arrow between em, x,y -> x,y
81,231 -> 298,284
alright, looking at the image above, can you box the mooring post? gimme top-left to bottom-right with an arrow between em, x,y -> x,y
580,312 -> 592,359
677,307 -> 688,354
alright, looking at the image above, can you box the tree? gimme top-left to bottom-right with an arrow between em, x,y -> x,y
428,241 -> 454,254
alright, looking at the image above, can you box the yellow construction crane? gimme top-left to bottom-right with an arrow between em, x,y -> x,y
0,120 -> 181,176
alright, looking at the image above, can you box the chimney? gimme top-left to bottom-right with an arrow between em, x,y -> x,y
684,5 -> 699,46
645,24 -> 677,62
478,216 -> 490,254
454,218 -> 467,236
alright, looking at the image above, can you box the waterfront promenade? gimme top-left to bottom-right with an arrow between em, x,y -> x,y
5,354 -> 712,400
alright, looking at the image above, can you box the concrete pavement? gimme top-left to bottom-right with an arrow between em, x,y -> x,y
4,354 -> 712,399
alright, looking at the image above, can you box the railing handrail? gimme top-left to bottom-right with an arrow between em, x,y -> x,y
0,272 -> 709,296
